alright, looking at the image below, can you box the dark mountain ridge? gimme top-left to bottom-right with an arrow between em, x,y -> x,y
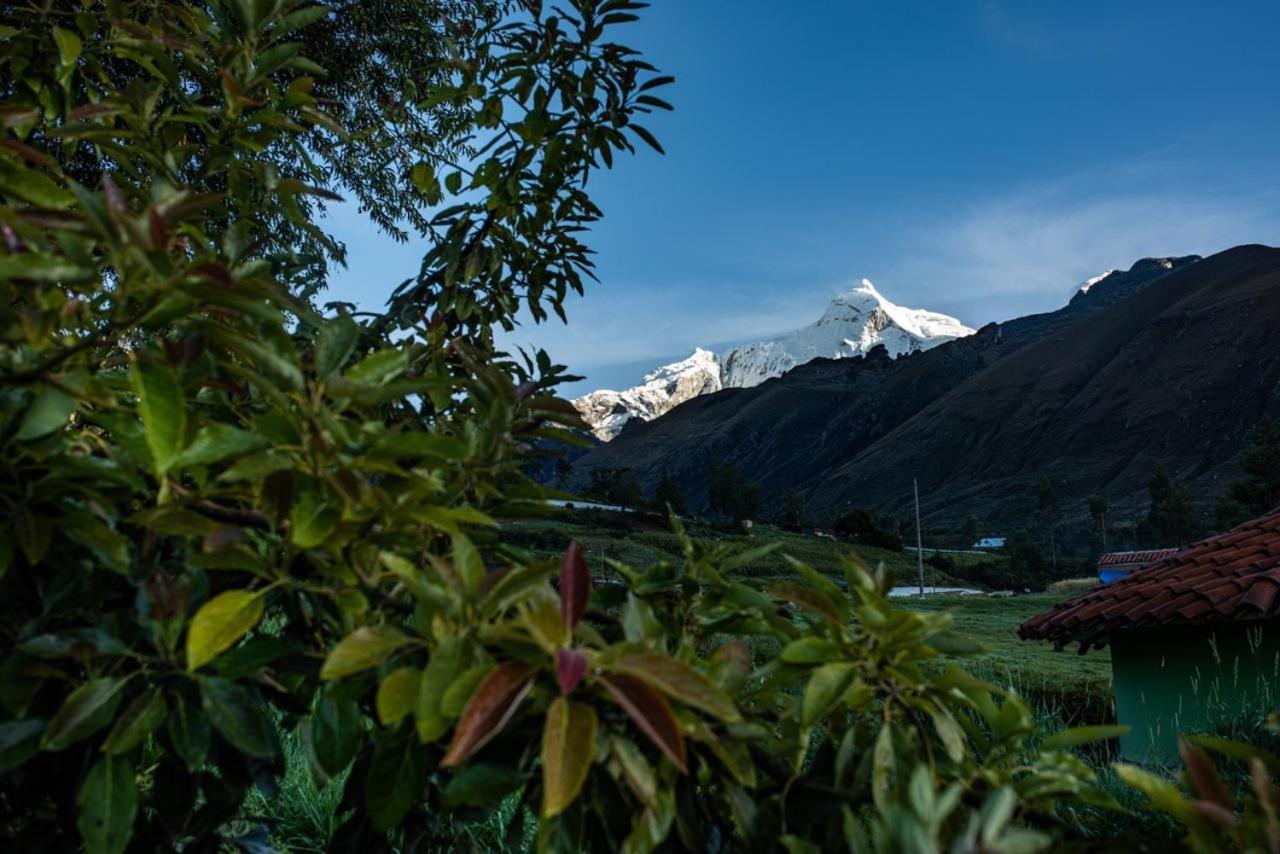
566,246 -> 1280,529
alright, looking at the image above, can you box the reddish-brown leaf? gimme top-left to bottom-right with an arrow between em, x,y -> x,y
556,648 -> 587,696
559,541 -> 591,630
597,672 -> 687,773
1190,799 -> 1237,828
440,662 -> 535,768
1180,738 -> 1232,809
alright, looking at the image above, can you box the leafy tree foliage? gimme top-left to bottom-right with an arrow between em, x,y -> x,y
653,466 -> 686,515
1143,465 -> 1199,546
1218,418 -> 1280,528
778,487 -> 805,528
707,457 -> 761,524
832,508 -> 904,552
0,2 -> 1271,851
1087,494 -> 1110,552
586,466 -> 644,508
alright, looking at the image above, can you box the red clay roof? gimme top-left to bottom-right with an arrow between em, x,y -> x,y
1096,548 -> 1180,567
1021,508 -> 1280,650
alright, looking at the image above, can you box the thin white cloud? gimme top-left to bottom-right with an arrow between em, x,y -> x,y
891,181 -> 1280,323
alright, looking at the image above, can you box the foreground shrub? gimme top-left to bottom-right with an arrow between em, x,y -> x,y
0,2 -> 1270,852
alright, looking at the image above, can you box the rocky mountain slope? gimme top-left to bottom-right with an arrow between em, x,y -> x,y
572,349 -> 722,442
566,248 -> 1280,528
573,280 -> 973,440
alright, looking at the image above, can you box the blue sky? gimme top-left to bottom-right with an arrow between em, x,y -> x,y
325,1 -> 1280,394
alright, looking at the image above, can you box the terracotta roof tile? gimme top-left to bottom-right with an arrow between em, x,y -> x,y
1021,507 -> 1280,646
1097,549 -> 1181,567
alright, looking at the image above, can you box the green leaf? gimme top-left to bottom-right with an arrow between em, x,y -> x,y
780,637 -> 842,665
344,347 -> 408,387
130,355 -> 185,474
612,651 -> 740,723
441,665 -> 491,718
186,590 -> 265,671
452,533 -> 484,593
171,424 -> 270,469
0,719 -> 44,774
367,725 -> 429,831
77,755 -> 137,854
802,663 -> 857,727
199,677 -> 278,758
166,694 -> 210,771
43,678 -> 124,751
52,26 -> 83,68
1042,725 -> 1130,751
16,384 -> 77,440
1114,762 -> 1194,821
315,314 -> 358,380
542,697 -> 598,818
377,667 -> 421,726
290,487 -> 339,548
441,763 -> 527,809
925,631 -> 985,656
321,625 -> 410,680
410,160 -> 439,199
102,690 -> 166,755
233,333 -> 305,392
930,708 -> 966,763
308,696 -> 360,780
415,636 -> 465,742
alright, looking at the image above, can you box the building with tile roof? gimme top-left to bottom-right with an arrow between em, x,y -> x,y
1095,548 -> 1180,584
1021,508 -> 1280,760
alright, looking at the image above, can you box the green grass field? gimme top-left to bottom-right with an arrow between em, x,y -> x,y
502,511 -> 997,587
909,593 -> 1114,724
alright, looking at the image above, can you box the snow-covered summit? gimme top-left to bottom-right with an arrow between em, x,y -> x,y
572,281 -> 974,441
573,348 -> 722,441
719,279 -> 974,388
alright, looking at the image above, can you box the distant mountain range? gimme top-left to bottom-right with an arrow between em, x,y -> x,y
573,280 -> 974,440
565,245 -> 1280,528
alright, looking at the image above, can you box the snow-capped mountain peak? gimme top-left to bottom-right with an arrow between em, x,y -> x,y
573,348 -> 722,441
573,280 -> 974,441
719,280 -> 974,389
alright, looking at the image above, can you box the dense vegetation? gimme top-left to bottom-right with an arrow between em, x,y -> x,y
1,2 -> 1278,852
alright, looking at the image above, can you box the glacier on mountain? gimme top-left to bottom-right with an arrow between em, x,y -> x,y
720,279 -> 973,388
573,280 -> 974,441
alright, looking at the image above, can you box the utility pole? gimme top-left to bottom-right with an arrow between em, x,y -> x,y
914,477 -> 924,597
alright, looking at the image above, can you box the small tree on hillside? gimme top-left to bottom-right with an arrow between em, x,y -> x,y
832,509 -> 905,551
1037,476 -> 1061,569
588,467 -> 644,508
653,467 -> 687,515
1087,494 -> 1110,552
1144,465 -> 1198,545
707,457 -> 762,523
1218,418 -> 1280,527
961,516 -> 980,549
779,488 -> 806,528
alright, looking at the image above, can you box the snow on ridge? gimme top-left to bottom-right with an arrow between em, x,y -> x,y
1076,269 -> 1117,296
573,280 -> 974,441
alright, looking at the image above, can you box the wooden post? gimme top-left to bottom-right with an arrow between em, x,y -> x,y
914,477 -> 924,597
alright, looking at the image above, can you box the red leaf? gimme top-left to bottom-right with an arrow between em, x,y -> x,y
1180,738 -> 1233,809
559,541 -> 591,630
556,648 -> 587,696
440,662 -> 535,768
597,672 -> 687,773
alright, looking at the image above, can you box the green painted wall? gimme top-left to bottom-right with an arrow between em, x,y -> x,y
1111,621 -> 1280,763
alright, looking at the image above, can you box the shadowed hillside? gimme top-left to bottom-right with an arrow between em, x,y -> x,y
567,246 -> 1280,528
